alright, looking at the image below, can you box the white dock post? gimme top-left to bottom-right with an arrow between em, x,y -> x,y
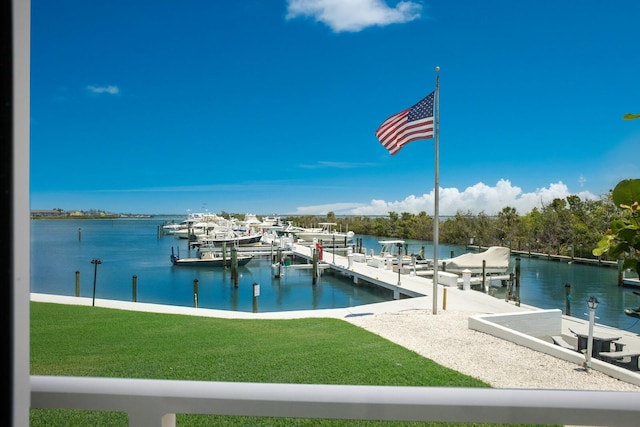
462,269 -> 471,290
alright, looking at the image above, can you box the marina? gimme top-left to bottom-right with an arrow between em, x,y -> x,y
29,217 -> 640,334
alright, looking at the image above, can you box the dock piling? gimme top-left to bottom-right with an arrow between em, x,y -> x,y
132,275 -> 137,302
252,282 -> 259,313
232,248 -> 240,287
312,249 -> 319,285
617,259 -> 624,286
193,279 -> 199,308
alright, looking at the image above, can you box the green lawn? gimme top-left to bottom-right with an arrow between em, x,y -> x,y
30,302 -> 540,426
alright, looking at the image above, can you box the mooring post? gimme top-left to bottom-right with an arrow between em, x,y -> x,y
132,275 -> 137,302
252,282 -> 259,313
222,243 -> 227,268
312,249 -> 319,285
565,283 -> 571,316
232,249 -> 239,287
515,257 -> 521,288
78,227 -> 81,241
617,259 -> 624,286
193,279 -> 199,308
75,271 -> 80,297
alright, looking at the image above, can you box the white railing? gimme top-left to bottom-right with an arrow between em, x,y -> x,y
31,376 -> 640,427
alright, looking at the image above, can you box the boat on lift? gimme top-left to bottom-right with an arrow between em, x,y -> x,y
170,246 -> 253,267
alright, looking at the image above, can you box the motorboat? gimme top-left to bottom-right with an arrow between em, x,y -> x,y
442,246 -> 511,274
161,212 -> 207,235
365,240 -> 428,269
170,246 -> 253,267
289,222 -> 354,244
190,228 -> 263,247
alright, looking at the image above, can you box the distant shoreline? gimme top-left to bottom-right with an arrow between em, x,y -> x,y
30,214 -> 158,220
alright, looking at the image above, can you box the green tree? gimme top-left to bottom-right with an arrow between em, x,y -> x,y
496,206 -> 519,247
593,179 -> 640,275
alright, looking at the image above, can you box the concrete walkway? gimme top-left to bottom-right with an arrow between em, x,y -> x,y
30,242 -> 640,385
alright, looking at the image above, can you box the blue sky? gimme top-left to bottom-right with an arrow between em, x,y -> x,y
30,0 -> 640,216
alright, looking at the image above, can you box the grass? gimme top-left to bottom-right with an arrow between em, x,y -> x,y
30,302 -> 542,426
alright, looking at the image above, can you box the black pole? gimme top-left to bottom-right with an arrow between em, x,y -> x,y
132,275 -> 138,302
91,259 -> 101,307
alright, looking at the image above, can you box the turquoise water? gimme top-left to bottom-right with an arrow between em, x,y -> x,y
30,218 -> 640,334
30,218 -> 392,313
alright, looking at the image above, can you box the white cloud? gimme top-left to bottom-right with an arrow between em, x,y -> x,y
86,85 -> 120,95
285,0 -> 423,32
295,180 -> 600,216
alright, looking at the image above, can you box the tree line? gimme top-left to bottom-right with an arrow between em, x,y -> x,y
283,193 -> 622,261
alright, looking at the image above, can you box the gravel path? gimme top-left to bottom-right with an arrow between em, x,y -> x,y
345,308 -> 640,392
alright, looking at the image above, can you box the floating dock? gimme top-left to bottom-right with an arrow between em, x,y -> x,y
467,245 -> 617,267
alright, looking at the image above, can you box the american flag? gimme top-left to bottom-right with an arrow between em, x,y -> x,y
375,91 -> 435,155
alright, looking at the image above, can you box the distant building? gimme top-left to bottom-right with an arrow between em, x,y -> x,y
30,209 -> 63,218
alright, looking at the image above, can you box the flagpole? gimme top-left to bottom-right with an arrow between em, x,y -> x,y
432,66 -> 440,314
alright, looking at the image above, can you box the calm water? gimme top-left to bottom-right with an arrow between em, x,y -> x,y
30,218 -> 640,334
30,218 -> 392,313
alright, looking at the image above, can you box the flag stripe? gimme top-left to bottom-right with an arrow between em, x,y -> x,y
375,91 -> 435,156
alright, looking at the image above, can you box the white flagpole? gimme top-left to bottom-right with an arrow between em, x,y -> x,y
432,66 -> 440,314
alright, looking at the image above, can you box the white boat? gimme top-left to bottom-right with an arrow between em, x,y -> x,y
162,212 -> 207,235
171,213 -> 242,240
366,240 -> 403,268
170,247 -> 253,267
365,240 -> 428,269
191,228 -> 263,247
172,221 -> 212,239
290,222 -> 354,244
442,246 -> 511,274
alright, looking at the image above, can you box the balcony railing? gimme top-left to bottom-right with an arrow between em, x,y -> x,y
31,376 -> 640,427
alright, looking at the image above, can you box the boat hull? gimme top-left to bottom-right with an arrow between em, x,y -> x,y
624,308 -> 640,318
171,255 -> 253,267
192,234 -> 263,247
170,247 -> 253,267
